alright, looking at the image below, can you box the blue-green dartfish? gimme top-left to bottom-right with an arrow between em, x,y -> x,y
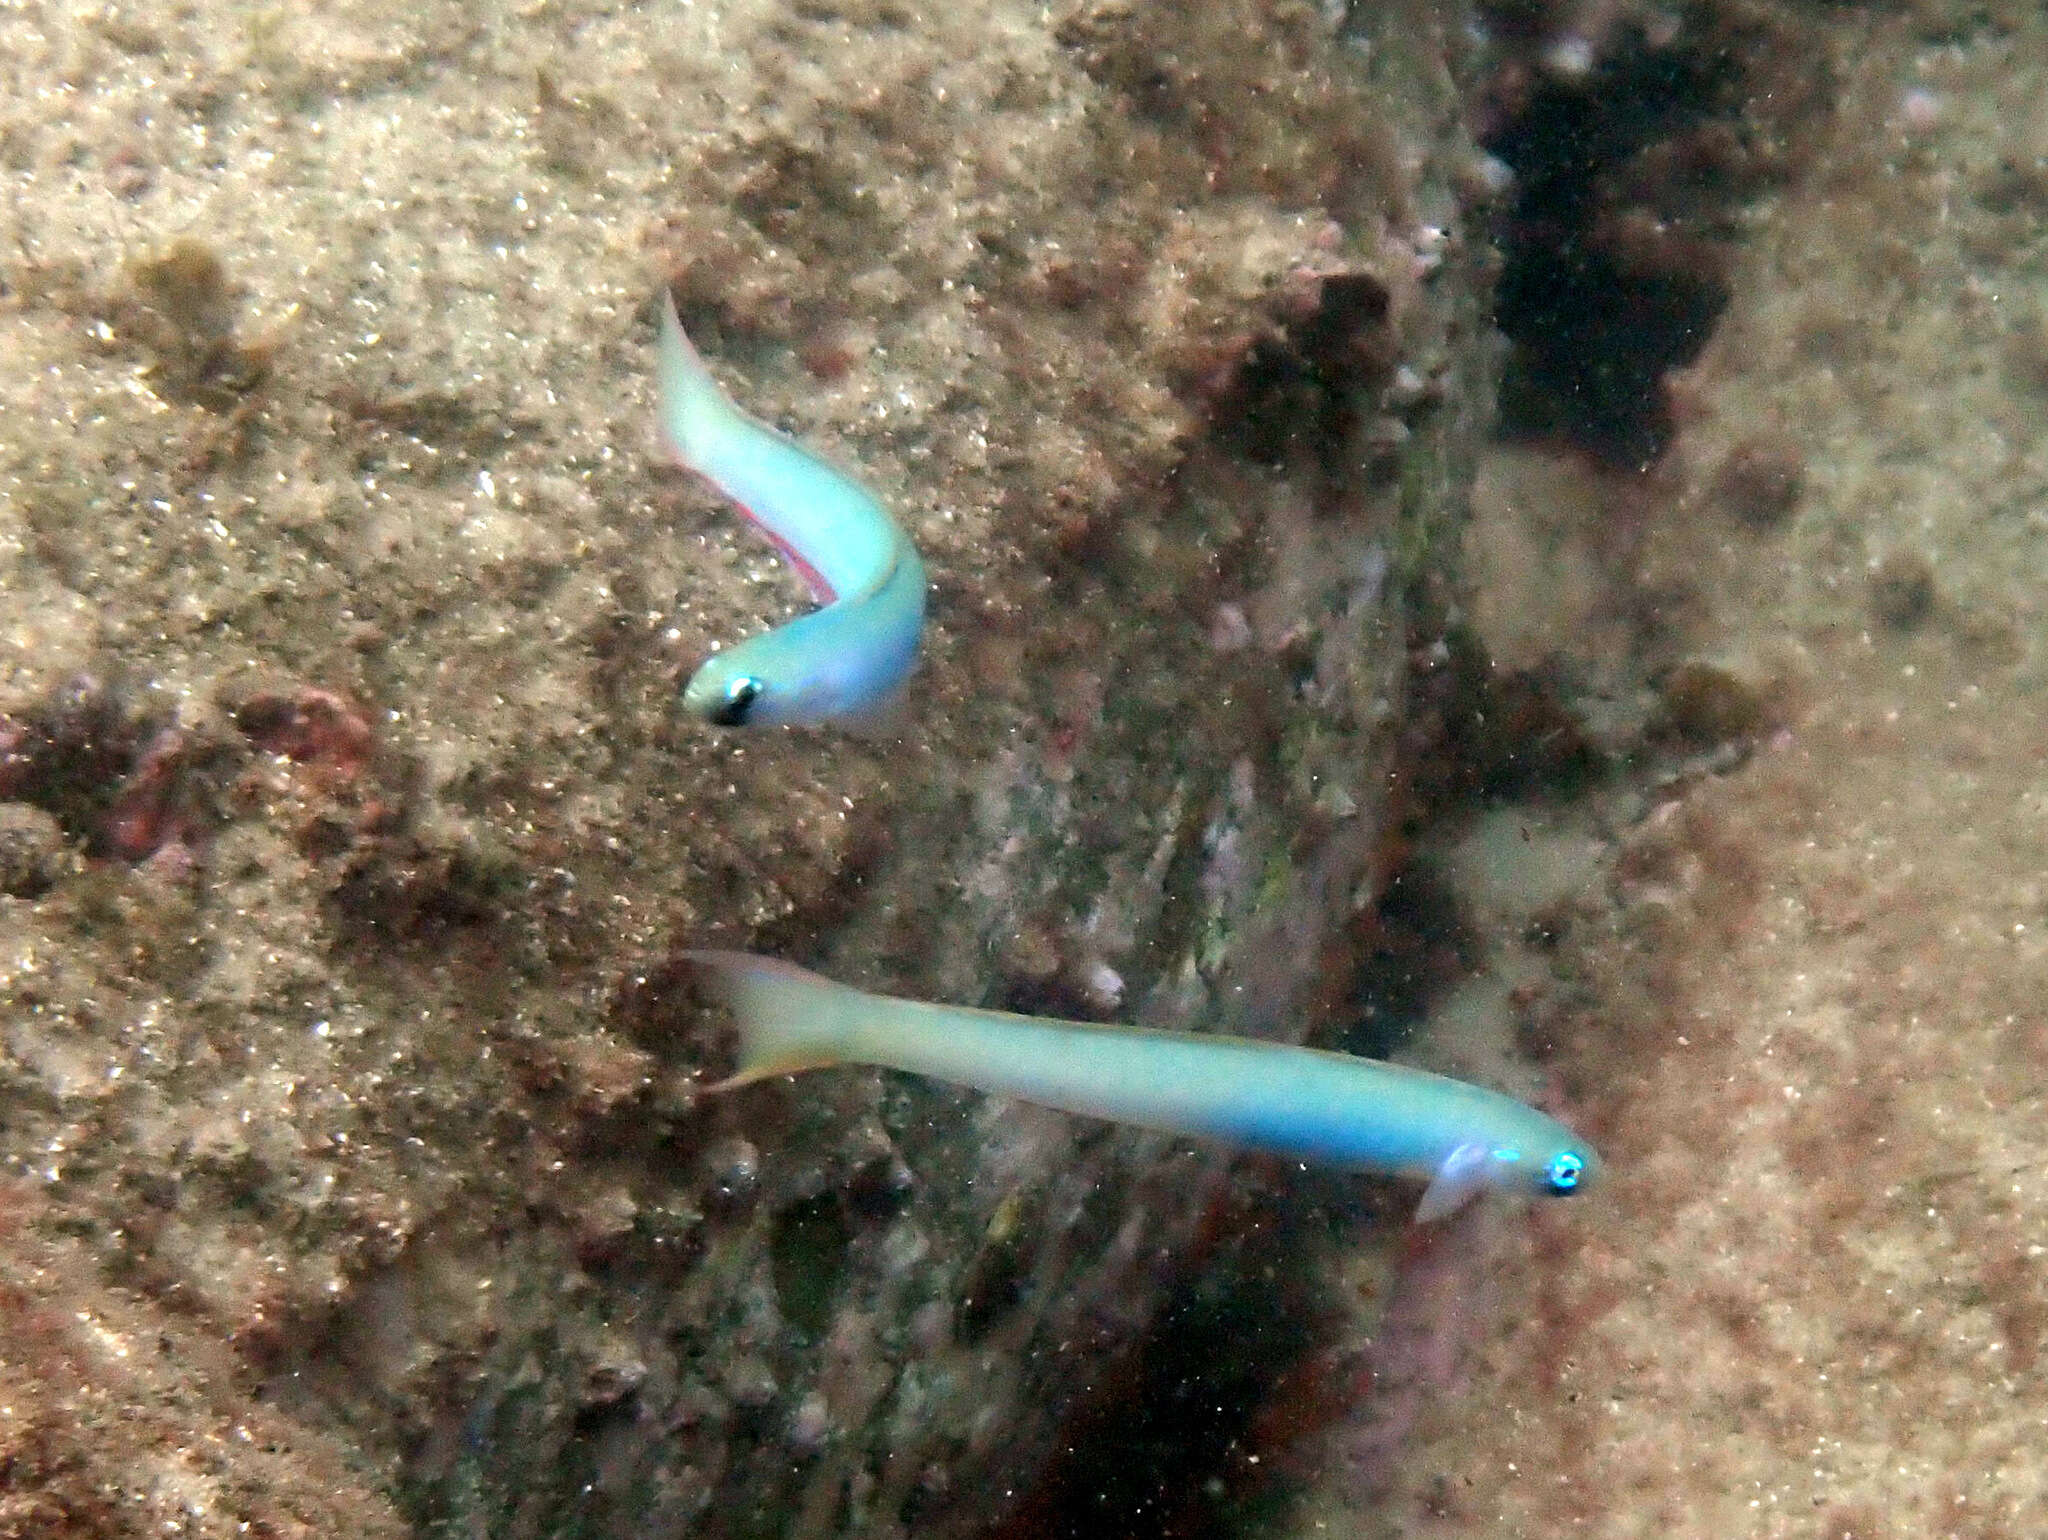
688,952 -> 1600,1221
656,291 -> 927,726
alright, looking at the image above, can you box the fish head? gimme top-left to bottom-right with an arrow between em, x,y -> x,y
683,657 -> 771,726
1415,1135 -> 1601,1222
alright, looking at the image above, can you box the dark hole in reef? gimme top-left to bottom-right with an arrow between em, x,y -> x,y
327,838 -> 521,945
769,1193 -> 853,1342
846,1152 -> 917,1221
972,1207 -> 1320,1540
731,142 -> 889,265
567,1389 -> 638,1441
1337,858 -> 1479,1061
1211,273 -> 1392,472
1406,627 -> 1607,810
1482,28 -> 1743,467
0,673 -> 156,847
996,968 -> 1121,1024
957,1230 -> 1032,1345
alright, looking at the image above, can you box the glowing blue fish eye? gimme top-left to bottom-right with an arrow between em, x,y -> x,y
711,675 -> 765,726
1544,1151 -> 1585,1194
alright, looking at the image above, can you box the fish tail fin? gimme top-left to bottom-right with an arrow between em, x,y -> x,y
685,949 -> 860,1092
656,289 -> 738,470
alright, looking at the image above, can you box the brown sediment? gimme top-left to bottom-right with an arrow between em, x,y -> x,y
0,1179 -> 409,1539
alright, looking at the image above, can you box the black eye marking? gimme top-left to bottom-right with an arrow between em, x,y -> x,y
711,676 -> 764,726
1544,1151 -> 1585,1195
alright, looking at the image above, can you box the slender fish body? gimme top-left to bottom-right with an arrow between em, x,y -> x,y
687,951 -> 1599,1221
655,291 -> 926,726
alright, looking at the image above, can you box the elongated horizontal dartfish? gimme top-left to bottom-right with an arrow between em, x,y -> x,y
687,951 -> 1599,1222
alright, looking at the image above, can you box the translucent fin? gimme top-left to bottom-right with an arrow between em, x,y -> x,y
684,949 -> 851,1091
695,1059 -> 834,1096
656,289 -> 737,470
1414,1141 -> 1492,1223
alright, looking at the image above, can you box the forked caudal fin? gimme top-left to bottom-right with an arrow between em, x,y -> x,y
686,949 -> 856,1093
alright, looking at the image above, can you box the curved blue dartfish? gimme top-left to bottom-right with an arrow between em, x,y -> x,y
655,291 -> 926,727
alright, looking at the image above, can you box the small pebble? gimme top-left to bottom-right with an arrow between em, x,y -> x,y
702,1135 -> 762,1209
582,1350 -> 649,1408
1659,662 -> 1765,746
788,1392 -> 832,1452
1712,435 -> 1805,528
1869,550 -> 1936,632
721,1353 -> 779,1409
0,803 -> 67,896
1897,88 -> 1941,135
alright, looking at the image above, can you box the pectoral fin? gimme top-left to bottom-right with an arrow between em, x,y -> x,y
1414,1142 -> 1492,1223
